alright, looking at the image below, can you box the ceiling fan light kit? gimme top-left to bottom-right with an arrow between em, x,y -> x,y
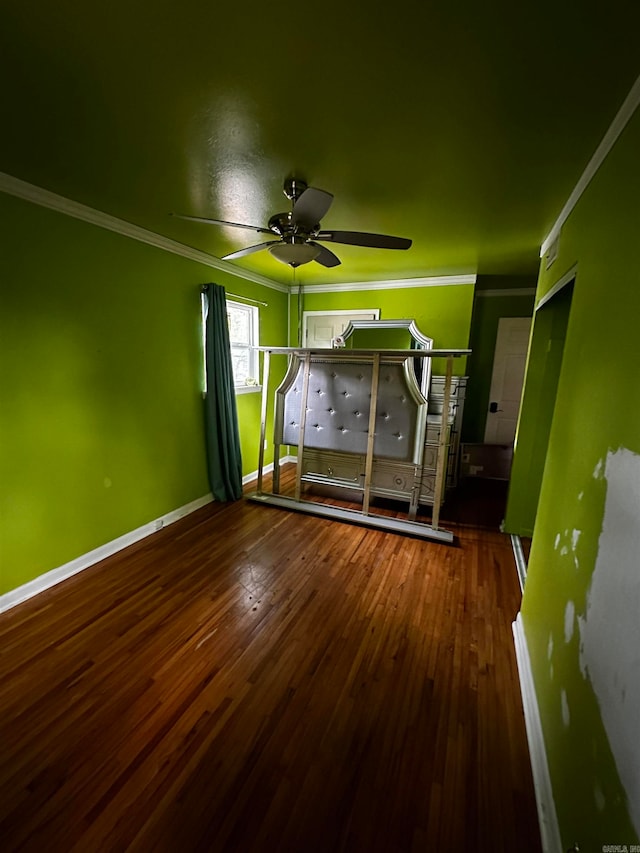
269,240 -> 321,266
174,178 -> 412,268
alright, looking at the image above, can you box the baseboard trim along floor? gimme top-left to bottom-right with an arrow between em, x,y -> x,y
512,613 -> 563,853
0,493 -> 213,614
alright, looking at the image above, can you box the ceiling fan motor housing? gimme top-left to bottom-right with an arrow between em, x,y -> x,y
268,212 -> 293,237
268,212 -> 319,241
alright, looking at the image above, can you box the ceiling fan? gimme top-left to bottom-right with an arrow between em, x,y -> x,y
173,177 -> 412,267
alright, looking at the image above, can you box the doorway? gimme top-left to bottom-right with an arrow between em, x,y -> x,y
504,278 -> 575,538
302,309 -> 379,348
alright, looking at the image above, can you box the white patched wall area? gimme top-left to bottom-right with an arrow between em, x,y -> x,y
579,447 -> 640,834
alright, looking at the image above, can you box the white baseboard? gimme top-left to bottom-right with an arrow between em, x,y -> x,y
0,493 -> 213,614
242,455 -> 297,486
2,455 -> 302,613
512,613 -> 563,853
510,534 -> 527,592
3,456 -> 297,613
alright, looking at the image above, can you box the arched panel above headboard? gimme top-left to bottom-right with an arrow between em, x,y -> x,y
340,319 -> 433,397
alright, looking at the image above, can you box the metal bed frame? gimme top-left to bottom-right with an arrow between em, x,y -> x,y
246,347 -> 470,543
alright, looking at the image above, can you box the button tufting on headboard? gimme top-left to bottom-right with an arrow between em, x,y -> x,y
280,358 -> 420,460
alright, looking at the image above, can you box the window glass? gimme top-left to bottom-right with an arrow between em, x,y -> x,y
227,301 -> 260,389
201,296 -> 260,393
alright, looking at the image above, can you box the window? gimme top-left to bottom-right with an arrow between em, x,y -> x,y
227,300 -> 260,392
201,294 -> 261,395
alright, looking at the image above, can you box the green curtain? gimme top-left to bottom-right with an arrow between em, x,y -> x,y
203,283 -> 243,501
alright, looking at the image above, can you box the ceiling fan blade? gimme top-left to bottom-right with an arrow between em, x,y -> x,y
222,241 -> 280,261
310,242 -> 341,268
291,187 -> 334,229
171,213 -> 272,235
315,230 -> 412,250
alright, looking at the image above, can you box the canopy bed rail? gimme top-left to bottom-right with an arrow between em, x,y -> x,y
249,345 -> 470,543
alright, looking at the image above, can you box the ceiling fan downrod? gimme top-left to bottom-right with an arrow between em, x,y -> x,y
283,177 -> 308,203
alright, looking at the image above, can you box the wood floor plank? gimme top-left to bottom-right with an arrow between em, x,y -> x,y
0,471 -> 541,852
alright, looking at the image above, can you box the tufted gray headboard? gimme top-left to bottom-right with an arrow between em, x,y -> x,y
275,355 -> 427,464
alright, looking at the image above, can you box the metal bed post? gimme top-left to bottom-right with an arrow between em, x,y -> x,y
257,348 -> 270,496
431,354 -> 454,530
294,352 -> 312,502
362,353 -> 381,516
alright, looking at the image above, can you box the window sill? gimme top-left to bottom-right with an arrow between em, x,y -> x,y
235,385 -> 262,396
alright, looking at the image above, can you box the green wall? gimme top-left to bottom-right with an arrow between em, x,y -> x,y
462,283 -> 535,443
509,107 -> 640,844
0,196 -> 473,603
294,283 -> 475,376
0,192 -> 287,597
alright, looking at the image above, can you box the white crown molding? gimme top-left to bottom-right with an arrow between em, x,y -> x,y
0,171 -> 478,296
540,73 -> 640,258
475,287 -> 536,298
0,171 -> 288,293
0,493 -> 213,613
512,614 -> 563,853
301,308 -> 380,318
298,274 -> 477,294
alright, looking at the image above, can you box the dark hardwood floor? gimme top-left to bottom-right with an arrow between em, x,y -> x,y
0,471 -> 541,852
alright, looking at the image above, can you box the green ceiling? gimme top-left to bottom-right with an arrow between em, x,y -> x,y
1,0 -> 638,286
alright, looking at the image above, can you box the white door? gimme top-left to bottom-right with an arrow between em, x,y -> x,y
484,316 -> 532,444
303,310 -> 379,348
